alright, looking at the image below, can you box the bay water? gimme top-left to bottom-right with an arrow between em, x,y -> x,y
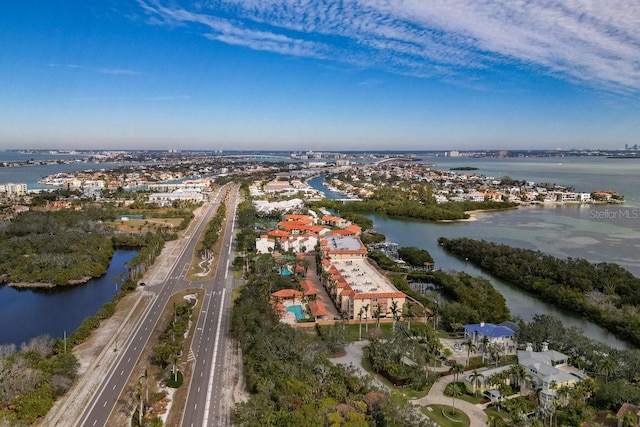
0,250 -> 137,346
310,157 -> 640,349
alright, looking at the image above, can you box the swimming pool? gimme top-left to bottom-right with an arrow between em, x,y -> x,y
286,305 -> 304,320
280,268 -> 293,276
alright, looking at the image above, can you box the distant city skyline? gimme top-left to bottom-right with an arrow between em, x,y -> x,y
1,1 -> 639,151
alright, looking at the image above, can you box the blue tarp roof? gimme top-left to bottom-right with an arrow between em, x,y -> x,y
464,323 -> 515,338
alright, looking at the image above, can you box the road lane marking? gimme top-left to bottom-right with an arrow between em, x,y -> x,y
203,288 -> 226,426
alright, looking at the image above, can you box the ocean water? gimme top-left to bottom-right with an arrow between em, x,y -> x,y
423,156 -> 640,205
307,159 -> 640,348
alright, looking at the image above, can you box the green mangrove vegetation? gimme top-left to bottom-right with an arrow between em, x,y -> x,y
438,237 -> 640,346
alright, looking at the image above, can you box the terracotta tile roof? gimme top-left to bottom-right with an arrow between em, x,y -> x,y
330,229 -> 356,236
308,300 -> 329,317
267,229 -> 289,238
271,289 -> 303,298
284,214 -> 314,223
322,214 -> 343,222
300,279 -> 316,295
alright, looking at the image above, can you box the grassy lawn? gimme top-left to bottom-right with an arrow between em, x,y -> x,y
458,392 -> 487,405
467,355 -> 489,369
319,322 -> 396,342
444,382 -> 487,405
422,404 -> 470,427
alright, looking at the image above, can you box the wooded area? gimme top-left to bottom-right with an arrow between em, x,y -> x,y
438,237 -> 640,346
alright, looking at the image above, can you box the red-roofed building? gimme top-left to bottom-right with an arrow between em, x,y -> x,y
300,279 -> 317,297
271,289 -> 303,299
267,229 -> 289,238
322,215 -> 351,228
308,300 -> 329,320
284,214 -> 314,225
320,236 -> 368,259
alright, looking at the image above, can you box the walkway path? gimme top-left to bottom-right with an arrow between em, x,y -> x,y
331,341 -> 389,392
412,373 -> 488,427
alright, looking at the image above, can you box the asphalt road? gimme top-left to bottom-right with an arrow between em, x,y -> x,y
181,187 -> 238,427
77,183 -> 238,427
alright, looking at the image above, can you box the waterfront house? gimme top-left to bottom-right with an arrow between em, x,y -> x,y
464,322 -> 516,351
517,345 -> 586,407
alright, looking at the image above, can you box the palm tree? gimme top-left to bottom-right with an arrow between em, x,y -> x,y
469,369 -> 484,397
357,307 -> 364,341
374,306 -> 382,329
598,356 -> 616,382
171,352 -> 180,382
481,335 -> 490,363
403,303 -> 415,331
463,337 -> 477,367
508,364 -> 526,395
363,303 -> 370,333
450,362 -> 465,383
449,383 -> 464,415
487,413 -> 499,427
389,299 -> 399,332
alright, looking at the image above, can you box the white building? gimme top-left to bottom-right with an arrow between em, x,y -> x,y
148,190 -> 204,206
0,183 -> 27,196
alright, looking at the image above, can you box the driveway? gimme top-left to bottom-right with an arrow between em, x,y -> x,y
330,341 -> 389,391
412,373 -> 488,427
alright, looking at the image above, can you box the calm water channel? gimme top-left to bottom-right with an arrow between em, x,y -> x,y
0,250 -> 138,346
309,165 -> 637,349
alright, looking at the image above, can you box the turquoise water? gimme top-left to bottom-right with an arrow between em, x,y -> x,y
280,268 -> 293,276
286,305 -> 304,320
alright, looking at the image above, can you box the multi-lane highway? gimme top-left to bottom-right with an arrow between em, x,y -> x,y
181,187 -> 238,427
78,184 -> 239,427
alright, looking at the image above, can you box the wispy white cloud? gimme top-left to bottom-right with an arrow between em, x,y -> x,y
48,63 -> 84,69
98,68 -> 142,75
136,0 -> 640,92
48,64 -> 141,76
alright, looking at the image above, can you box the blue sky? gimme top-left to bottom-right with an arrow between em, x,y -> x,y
1,0 -> 639,151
